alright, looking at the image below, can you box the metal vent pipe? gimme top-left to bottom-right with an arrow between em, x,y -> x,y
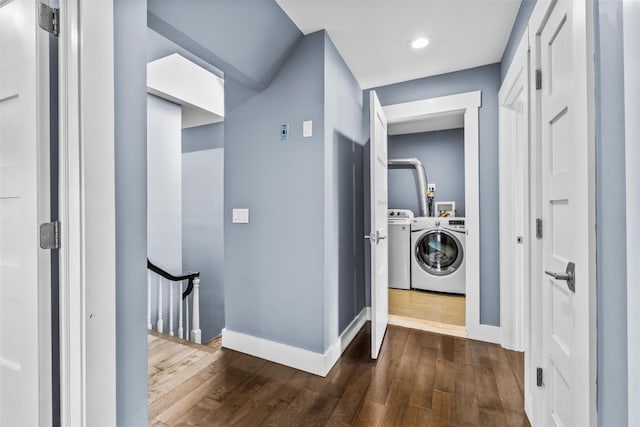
388,158 -> 429,217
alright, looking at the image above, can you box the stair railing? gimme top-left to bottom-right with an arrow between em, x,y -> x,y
146,259 -> 201,343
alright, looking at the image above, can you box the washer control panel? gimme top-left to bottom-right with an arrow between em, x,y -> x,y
388,209 -> 414,219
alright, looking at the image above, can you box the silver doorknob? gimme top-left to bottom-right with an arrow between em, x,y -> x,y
545,262 -> 575,292
365,231 -> 386,244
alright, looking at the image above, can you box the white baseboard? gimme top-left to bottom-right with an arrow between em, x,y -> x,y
221,307 -> 370,377
476,324 -> 502,344
323,307 -> 370,372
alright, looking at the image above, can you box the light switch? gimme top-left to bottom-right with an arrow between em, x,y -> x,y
232,208 -> 249,224
303,120 -> 312,138
427,183 -> 437,193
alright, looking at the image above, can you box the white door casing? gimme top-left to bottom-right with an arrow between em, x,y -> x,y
534,0 -> 596,425
499,30 -> 530,355
382,91 -> 483,341
623,1 -> 640,424
369,90 -> 389,359
57,0 -> 116,424
0,0 -> 52,425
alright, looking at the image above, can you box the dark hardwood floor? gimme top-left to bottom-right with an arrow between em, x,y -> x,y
148,325 -> 530,426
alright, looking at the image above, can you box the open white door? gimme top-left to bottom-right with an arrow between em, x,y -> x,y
368,90 -> 388,359
536,0 -> 596,425
0,0 -> 52,425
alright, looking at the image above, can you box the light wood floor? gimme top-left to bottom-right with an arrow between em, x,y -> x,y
148,325 -> 529,426
389,288 -> 466,328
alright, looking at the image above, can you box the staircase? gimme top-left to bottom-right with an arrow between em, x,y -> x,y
147,259 -> 202,343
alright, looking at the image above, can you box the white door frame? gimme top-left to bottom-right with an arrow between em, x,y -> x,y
498,30 -> 530,353
382,91 -> 491,342
58,0 -> 116,425
623,1 -> 640,424
527,0 -> 597,425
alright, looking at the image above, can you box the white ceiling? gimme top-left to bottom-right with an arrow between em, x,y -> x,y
276,0 -> 521,89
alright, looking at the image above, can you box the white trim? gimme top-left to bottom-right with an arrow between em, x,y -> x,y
382,91 -> 483,342
527,17 -> 544,425
498,31 -> 530,353
383,90 -> 481,125
476,325 -> 502,345
624,1 -> 640,425
58,0 -> 116,425
222,307 -> 370,377
387,315 -> 467,339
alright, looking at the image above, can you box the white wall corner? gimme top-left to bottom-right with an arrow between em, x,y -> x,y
221,307 -> 370,377
323,307 -> 371,374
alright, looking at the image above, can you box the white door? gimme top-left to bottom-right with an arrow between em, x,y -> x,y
369,90 -> 388,359
0,0 -> 52,425
538,0 -> 595,425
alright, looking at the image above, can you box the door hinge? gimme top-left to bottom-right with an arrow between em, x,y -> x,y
38,3 -> 60,37
535,69 -> 542,90
40,221 -> 61,250
536,218 -> 543,239
536,367 -> 544,387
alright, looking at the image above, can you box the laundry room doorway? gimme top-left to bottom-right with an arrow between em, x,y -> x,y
368,90 -> 488,345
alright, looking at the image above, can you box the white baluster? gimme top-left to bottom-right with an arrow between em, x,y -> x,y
178,281 -> 184,339
169,281 -> 174,336
156,276 -> 163,333
147,270 -> 152,330
185,296 -> 189,341
190,277 -> 201,344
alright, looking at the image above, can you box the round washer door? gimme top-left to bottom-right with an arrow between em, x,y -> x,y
415,230 -> 464,276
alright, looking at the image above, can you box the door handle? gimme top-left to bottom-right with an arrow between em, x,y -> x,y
545,262 -> 575,292
365,230 -> 386,244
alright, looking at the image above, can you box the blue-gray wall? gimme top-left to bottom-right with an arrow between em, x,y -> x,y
183,148 -> 225,342
224,31 -> 327,353
182,122 -> 224,153
114,0 -> 148,424
182,117 -> 225,342
365,64 -> 501,326
388,129 -> 465,217
594,0 -> 628,424
147,95 -> 182,273
323,33 -> 365,345
500,0 -> 537,82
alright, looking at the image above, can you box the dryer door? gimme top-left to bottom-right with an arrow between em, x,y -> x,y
415,230 -> 464,276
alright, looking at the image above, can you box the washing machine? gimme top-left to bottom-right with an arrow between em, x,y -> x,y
410,217 -> 466,294
388,209 -> 414,290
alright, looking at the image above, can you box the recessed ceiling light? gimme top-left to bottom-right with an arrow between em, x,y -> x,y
411,38 -> 430,49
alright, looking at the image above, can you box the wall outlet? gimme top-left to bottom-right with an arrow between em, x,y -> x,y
428,183 -> 437,193
303,120 -> 312,137
232,208 -> 249,224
